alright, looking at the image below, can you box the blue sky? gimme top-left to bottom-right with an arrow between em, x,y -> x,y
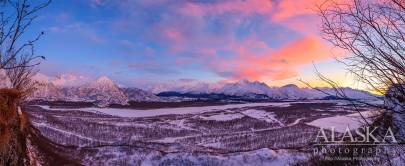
24,0 -> 351,87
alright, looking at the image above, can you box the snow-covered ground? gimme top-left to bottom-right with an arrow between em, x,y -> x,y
32,121 -> 103,144
200,109 -> 284,124
35,100 -> 344,118
201,113 -> 244,121
242,109 -> 284,126
35,102 -> 294,118
28,100 -> 379,165
306,111 -> 378,133
83,148 -> 308,166
148,148 -> 307,166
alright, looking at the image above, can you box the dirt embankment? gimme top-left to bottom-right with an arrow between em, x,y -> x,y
0,89 -> 77,165
0,89 -> 28,165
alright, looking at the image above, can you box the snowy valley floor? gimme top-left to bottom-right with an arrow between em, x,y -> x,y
24,100 -> 376,165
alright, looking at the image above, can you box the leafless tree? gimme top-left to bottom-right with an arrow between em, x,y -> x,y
0,0 -> 50,97
315,0 -> 404,123
318,0 -> 404,96
305,0 -> 405,164
5,54 -> 38,99
301,0 -> 405,129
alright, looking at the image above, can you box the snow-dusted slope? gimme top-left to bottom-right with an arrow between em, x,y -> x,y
30,82 -> 64,100
30,73 -> 63,100
121,87 -> 160,102
29,75 -> 165,106
72,76 -> 128,106
29,76 -> 127,106
145,79 -> 221,94
309,87 -> 378,100
25,73 -> 378,105
270,84 -> 312,100
218,79 -> 270,96
156,79 -> 378,100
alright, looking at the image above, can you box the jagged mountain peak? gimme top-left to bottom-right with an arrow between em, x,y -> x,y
231,79 -> 264,85
28,73 -> 165,107
218,79 -> 271,96
121,87 -> 161,102
94,76 -> 115,85
155,78 -> 378,101
29,73 -> 379,106
235,79 -> 264,85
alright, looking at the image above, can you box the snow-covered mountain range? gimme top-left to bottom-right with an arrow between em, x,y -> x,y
156,79 -> 378,101
30,75 -> 159,107
2,72 -> 377,107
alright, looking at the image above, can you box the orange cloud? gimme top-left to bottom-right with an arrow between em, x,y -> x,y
211,36 -> 341,81
125,0 -> 348,83
271,36 -> 333,65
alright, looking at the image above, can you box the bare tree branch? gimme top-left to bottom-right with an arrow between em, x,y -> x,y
0,0 -> 50,100
310,0 -> 405,163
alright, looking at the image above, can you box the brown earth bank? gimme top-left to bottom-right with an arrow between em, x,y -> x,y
0,89 -> 27,166
0,89 -> 79,166
27,126 -> 81,165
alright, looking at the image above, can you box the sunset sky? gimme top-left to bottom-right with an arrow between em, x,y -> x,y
27,0 -> 360,88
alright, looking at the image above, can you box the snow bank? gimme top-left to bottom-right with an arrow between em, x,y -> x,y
306,111 -> 377,133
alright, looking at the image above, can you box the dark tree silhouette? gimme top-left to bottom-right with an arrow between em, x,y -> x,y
318,0 -> 404,97
0,0 -> 50,98
0,1 -> 50,165
316,0 -> 404,126
303,0 -> 405,164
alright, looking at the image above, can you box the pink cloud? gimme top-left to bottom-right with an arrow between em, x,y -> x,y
162,28 -> 185,43
270,0 -> 350,35
95,0 -> 347,83
208,36 -> 342,81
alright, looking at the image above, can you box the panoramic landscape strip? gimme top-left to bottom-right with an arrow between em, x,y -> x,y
0,0 -> 404,165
